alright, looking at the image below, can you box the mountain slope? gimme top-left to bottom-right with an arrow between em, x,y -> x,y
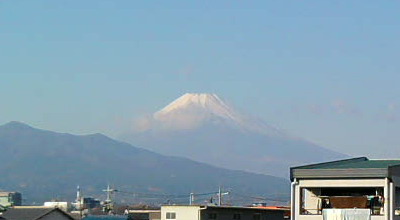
0,121 -> 289,204
122,93 -> 347,177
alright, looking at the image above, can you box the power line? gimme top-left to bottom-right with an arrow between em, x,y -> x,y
229,192 -> 289,203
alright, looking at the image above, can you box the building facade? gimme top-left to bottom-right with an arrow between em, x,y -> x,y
161,205 -> 285,220
0,192 -> 21,207
128,210 -> 161,220
290,157 -> 400,220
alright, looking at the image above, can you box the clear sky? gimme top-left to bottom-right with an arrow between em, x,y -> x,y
1,1 -> 399,158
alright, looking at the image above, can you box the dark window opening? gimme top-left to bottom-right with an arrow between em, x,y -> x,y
253,213 -> 261,220
166,212 -> 176,219
208,213 -> 217,219
233,213 -> 241,219
300,187 -> 384,216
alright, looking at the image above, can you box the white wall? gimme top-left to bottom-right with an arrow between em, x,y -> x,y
161,206 -> 200,220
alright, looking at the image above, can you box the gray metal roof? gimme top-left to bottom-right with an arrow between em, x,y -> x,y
290,157 -> 400,181
2,207 -> 74,220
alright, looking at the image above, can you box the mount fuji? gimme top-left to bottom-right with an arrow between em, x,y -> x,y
122,93 -> 347,177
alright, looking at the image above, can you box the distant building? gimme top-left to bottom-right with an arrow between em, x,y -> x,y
128,210 -> 161,220
44,201 -> 71,212
161,205 -> 285,220
0,192 -> 21,207
1,206 -> 74,220
73,197 -> 101,211
290,157 -> 400,220
72,185 -> 101,211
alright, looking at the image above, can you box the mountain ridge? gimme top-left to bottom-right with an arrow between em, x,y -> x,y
0,121 -> 289,204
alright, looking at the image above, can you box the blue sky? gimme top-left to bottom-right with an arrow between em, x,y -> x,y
1,1 -> 400,157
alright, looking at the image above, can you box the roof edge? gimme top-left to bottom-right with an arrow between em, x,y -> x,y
290,157 -> 368,181
291,157 -> 368,170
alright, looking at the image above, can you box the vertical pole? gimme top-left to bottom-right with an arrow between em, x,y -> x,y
291,179 -> 297,220
390,181 -> 394,220
218,186 -> 222,206
190,193 -> 194,205
385,178 -> 390,220
105,185 -> 110,202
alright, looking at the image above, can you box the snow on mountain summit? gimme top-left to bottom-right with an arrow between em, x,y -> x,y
154,93 -> 240,121
151,93 -> 287,137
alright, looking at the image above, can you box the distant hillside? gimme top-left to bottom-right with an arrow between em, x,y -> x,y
122,93 -> 347,177
0,121 -> 289,204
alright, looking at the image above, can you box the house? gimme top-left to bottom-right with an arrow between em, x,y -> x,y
161,205 -> 285,220
1,207 -> 75,220
0,192 -> 22,207
290,157 -> 400,220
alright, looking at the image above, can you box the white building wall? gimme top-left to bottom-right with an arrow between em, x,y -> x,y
161,206 -> 200,220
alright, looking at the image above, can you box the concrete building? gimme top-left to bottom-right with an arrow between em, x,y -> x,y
161,205 -> 285,220
290,157 -> 400,220
0,192 -> 21,207
1,207 -> 74,220
128,210 -> 161,220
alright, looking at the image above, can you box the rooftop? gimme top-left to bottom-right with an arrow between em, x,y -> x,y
290,157 -> 400,180
294,157 -> 400,169
1,207 -> 74,220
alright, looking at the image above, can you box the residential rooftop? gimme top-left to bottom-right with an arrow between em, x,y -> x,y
290,157 -> 400,180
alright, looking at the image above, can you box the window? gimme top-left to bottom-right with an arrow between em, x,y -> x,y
166,212 -> 176,219
253,213 -> 261,220
300,187 -> 384,216
208,213 -> 217,219
233,213 -> 241,219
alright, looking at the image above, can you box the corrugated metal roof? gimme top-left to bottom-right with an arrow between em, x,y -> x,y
292,157 -> 400,170
290,157 -> 400,180
2,207 -> 74,220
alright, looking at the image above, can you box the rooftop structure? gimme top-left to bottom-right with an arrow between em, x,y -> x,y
290,157 -> 400,220
291,157 -> 400,180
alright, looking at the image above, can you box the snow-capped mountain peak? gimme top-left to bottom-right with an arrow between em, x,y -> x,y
154,93 -> 239,121
150,93 -> 287,137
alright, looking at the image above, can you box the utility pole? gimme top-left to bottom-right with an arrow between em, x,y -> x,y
103,185 -> 116,214
76,185 -> 83,218
189,193 -> 194,205
218,186 -> 222,206
217,186 -> 229,206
